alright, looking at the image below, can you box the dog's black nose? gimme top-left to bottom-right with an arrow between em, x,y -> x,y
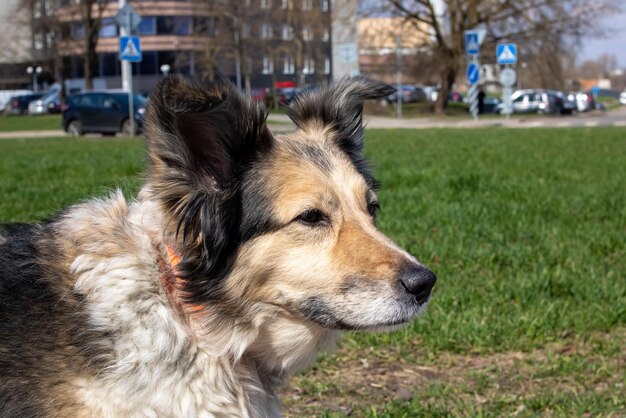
399,265 -> 437,302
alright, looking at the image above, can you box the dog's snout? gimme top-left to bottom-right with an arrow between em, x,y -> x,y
398,265 -> 437,302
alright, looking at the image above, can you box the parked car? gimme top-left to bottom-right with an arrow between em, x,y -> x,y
63,91 -> 147,137
420,85 -> 438,102
0,89 -> 33,113
28,84 -> 62,115
572,92 -> 595,112
552,91 -> 577,115
620,90 -> 626,106
385,85 -> 426,103
3,93 -> 43,115
510,89 -> 561,114
481,97 -> 501,114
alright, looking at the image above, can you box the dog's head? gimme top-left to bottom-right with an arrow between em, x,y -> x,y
144,76 -> 436,333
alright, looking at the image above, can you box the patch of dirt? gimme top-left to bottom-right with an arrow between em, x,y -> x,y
281,330 -> 626,417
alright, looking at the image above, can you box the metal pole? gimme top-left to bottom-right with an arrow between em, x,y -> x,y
396,34 -> 402,118
119,0 -> 134,135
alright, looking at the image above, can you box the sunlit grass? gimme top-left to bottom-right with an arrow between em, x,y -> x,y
1,127 -> 624,416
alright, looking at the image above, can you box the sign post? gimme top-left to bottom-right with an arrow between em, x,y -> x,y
496,43 -> 518,118
466,62 -> 480,119
464,29 -> 485,120
116,1 -> 142,136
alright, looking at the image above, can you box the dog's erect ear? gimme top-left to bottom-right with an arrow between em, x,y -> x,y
144,75 -> 273,280
286,75 -> 394,152
145,75 -> 272,186
286,75 -> 393,188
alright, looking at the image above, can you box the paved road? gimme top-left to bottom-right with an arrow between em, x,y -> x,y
270,106 -> 626,130
1,108 -> 625,139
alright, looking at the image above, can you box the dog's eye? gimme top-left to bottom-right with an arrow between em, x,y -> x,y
296,209 -> 328,226
368,201 -> 380,218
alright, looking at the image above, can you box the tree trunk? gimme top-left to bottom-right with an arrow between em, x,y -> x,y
83,54 -> 93,91
83,22 -> 99,91
433,51 -> 458,115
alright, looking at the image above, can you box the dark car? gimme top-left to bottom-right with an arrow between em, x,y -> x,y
4,94 -> 43,115
63,91 -> 147,136
385,85 -> 426,104
480,97 -> 501,114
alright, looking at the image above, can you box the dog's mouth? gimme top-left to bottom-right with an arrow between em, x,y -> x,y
298,295 -> 430,332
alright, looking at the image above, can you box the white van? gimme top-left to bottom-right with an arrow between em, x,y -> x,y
0,90 -> 33,113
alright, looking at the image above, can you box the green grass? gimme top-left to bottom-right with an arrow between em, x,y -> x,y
1,128 -> 625,416
0,136 -> 144,221
0,114 -> 63,132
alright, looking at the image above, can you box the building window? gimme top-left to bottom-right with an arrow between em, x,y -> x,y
100,53 -> 121,76
241,23 -> 251,39
45,31 -> 55,48
324,56 -> 330,74
261,0 -> 270,9
302,0 -> 313,11
137,16 -> 156,35
99,18 -> 117,38
303,56 -> 314,74
70,22 -> 84,39
262,55 -> 274,74
34,33 -> 44,50
302,25 -> 313,41
194,16 -> 219,37
156,16 -> 192,35
322,28 -> 329,41
281,0 -> 293,9
260,23 -> 273,39
282,55 -> 295,74
45,0 -> 54,16
207,17 -> 219,37
320,0 -> 329,12
281,24 -> 293,40
33,0 -> 42,19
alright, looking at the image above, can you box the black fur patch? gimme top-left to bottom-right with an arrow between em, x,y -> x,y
286,76 -> 394,189
0,223 -> 98,415
144,76 -> 277,305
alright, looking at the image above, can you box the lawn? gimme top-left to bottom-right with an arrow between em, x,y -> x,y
0,114 -> 63,132
1,128 -> 625,417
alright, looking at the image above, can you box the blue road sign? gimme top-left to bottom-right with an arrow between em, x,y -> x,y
465,32 -> 480,55
592,85 -> 600,96
119,36 -> 142,62
496,43 -> 517,65
467,63 -> 480,85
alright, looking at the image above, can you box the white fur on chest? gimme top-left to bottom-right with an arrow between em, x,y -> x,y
63,193 -> 332,417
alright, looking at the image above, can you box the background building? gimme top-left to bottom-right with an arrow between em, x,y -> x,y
27,0 -> 335,94
0,0 -> 35,89
358,17 -> 430,85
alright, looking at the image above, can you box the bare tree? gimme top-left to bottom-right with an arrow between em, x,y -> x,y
277,0 -> 330,88
192,2 -> 231,81
364,0 -> 621,114
75,0 -> 107,90
21,0 -> 108,91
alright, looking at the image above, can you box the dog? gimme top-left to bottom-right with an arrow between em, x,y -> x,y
0,75 -> 436,417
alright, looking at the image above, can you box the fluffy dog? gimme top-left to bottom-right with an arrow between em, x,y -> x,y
0,76 -> 436,417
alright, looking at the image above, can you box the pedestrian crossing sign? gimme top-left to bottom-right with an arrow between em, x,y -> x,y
120,36 -> 142,62
465,32 -> 480,55
496,43 -> 517,65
